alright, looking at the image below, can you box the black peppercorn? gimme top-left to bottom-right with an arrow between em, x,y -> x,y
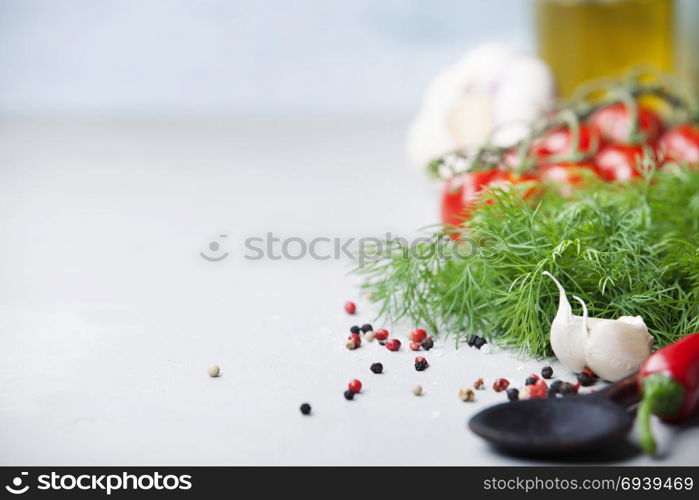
361,323 -> 373,333
541,366 -> 553,379
467,335 -> 479,347
421,338 -> 434,351
559,382 -> 578,396
343,389 -> 355,400
525,376 -> 537,386
506,388 -> 519,402
370,362 -> 383,374
350,325 -> 360,334
300,403 -> 312,415
549,379 -> 563,393
474,337 -> 487,349
577,371 -> 596,387
415,359 -> 428,371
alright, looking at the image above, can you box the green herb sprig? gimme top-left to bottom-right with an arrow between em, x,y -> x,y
358,169 -> 699,357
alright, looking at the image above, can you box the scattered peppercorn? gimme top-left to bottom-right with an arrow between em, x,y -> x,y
374,328 -> 389,341
348,333 -> 361,347
350,325 -> 360,334
525,376 -> 537,386
412,385 -> 423,396
474,337 -> 487,349
467,335 -> 479,347
506,388 -> 519,402
344,389 -> 355,400
361,323 -> 373,333
348,379 -> 362,393
541,366 -> 553,379
414,357 -> 429,371
345,339 -> 357,350
370,362 -> 383,374
385,338 -> 401,351
493,378 -> 510,392
421,338 -> 434,351
365,330 -> 376,342
300,403 -> 312,415
459,388 -> 475,402
344,301 -> 356,314
409,341 -> 421,351
473,377 -> 485,390
577,371 -> 596,387
549,379 -> 563,394
207,364 -> 220,377
559,382 -> 578,396
410,328 -> 427,343
528,379 -> 549,398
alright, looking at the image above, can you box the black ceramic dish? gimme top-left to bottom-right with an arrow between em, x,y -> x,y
469,374 -> 640,457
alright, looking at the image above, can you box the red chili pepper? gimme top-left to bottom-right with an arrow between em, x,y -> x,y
636,333 -> 699,455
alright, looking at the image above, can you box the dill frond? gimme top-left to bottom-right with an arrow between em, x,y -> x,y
358,169 -> 699,358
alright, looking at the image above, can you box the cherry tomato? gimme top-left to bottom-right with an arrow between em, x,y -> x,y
588,103 -> 663,144
659,123 -> 699,166
538,161 -> 600,187
594,144 -> 650,181
531,124 -> 599,159
440,170 -> 502,228
441,170 -> 537,228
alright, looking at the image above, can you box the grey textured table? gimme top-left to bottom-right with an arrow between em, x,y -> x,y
0,117 -> 696,465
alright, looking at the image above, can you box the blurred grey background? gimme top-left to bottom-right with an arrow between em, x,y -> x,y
0,0 -> 532,117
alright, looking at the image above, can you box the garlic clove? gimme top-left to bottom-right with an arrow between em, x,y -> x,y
616,315 -> 647,327
584,320 -> 653,381
572,295 -> 653,381
543,271 -> 572,317
544,272 -> 588,373
544,273 -> 653,380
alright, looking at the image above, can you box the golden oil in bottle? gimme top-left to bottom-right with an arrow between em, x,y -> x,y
535,0 -> 675,96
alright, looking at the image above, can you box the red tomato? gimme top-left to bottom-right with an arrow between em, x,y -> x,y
441,170 -> 502,228
538,161 -> 599,186
594,144 -> 650,181
659,124 -> 699,166
531,124 -> 599,159
441,170 -> 537,228
588,103 -> 663,144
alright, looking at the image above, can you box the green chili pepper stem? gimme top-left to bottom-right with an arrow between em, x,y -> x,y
637,373 -> 684,455
637,396 -> 658,455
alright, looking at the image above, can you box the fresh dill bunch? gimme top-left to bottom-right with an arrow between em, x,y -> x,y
358,170 -> 699,357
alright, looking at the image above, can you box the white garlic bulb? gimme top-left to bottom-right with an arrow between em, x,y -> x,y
407,44 -> 555,170
544,272 -> 653,381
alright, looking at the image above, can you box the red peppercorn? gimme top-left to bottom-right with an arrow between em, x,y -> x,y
385,338 -> 401,351
528,379 -> 548,398
344,301 -> 356,315
529,373 -> 540,381
348,333 -> 361,347
374,328 -> 389,341
493,378 -> 510,392
348,379 -> 362,393
409,341 -> 421,351
414,356 -> 429,371
410,328 -> 427,343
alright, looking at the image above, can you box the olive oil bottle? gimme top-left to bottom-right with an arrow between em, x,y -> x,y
535,0 -> 675,96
